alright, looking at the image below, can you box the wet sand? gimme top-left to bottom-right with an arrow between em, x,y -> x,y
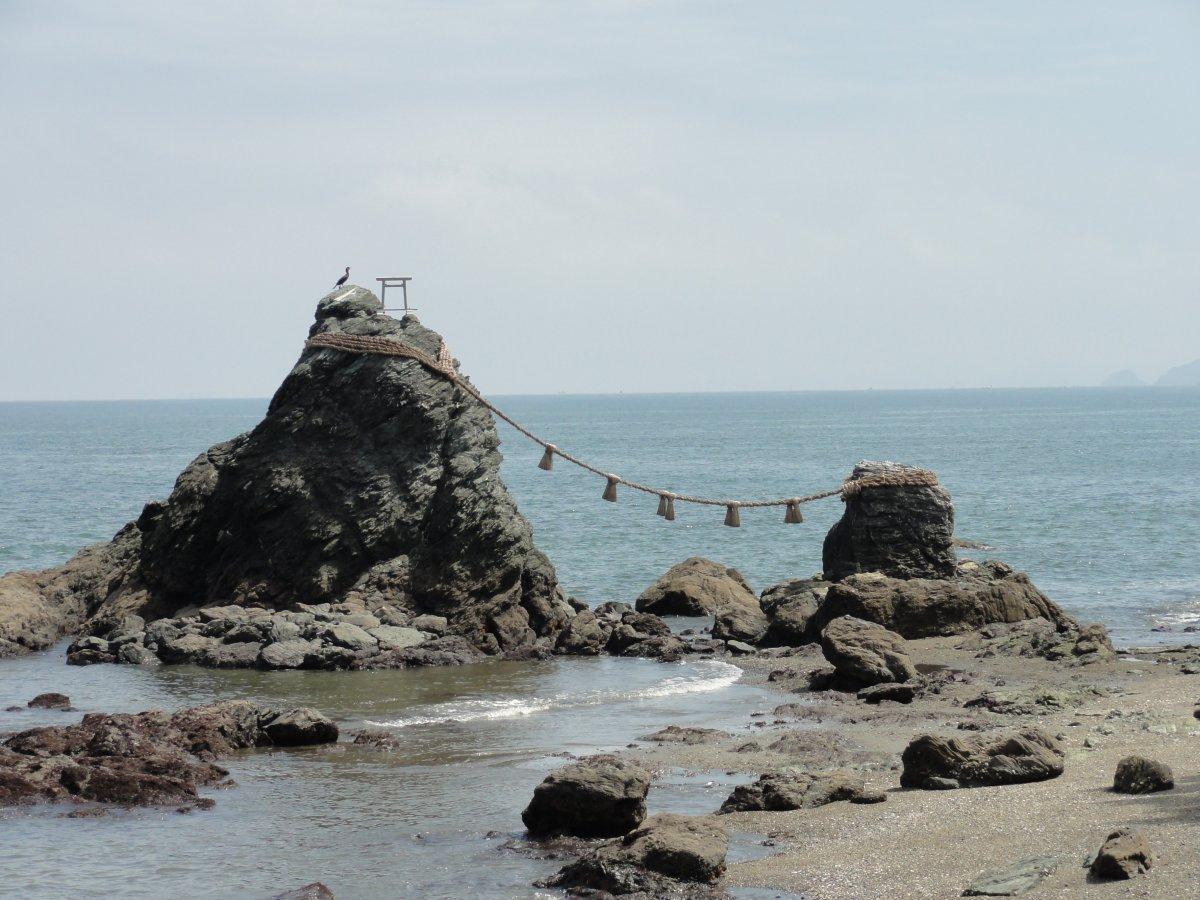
623,638 -> 1200,898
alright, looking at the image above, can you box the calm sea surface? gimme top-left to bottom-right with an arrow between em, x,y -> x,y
1,388 -> 1198,897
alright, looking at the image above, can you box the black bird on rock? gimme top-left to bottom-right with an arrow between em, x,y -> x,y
334,266 -> 350,288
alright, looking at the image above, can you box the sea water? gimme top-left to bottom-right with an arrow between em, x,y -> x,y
1,388 -> 1198,897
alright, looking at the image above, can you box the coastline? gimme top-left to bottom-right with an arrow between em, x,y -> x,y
617,637 -> 1200,898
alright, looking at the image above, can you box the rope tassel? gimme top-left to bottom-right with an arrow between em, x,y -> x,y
664,495 -> 676,521
724,503 -> 742,527
538,444 -> 556,471
784,500 -> 803,524
656,493 -> 670,517
603,475 -> 620,502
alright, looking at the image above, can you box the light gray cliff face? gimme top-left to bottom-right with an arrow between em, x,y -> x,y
2,286 -> 572,661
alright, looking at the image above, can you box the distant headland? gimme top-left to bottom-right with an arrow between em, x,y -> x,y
1102,358 -> 1200,388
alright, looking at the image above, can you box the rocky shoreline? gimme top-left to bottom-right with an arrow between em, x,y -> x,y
2,288 -> 1195,896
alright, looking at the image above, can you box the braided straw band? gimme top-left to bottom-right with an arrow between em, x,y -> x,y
304,332 -> 939,511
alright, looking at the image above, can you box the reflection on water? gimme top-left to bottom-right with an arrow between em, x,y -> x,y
0,645 -> 778,899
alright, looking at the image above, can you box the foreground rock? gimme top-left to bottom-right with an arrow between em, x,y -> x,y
636,557 -> 760,620
522,755 -> 651,838
1090,828 -> 1153,880
1112,755 -> 1174,794
900,727 -> 1063,790
962,855 -> 1058,897
269,884 -> 335,900
822,461 -> 956,581
544,813 -> 728,895
820,616 -> 918,688
719,770 -> 885,812
3,286 -> 575,667
0,700 -> 337,808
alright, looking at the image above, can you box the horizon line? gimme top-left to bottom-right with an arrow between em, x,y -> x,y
1,384 -> 1194,405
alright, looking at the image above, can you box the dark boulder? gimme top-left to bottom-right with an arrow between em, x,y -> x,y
719,770 -> 884,812
635,557 -> 758,618
1,286 -> 574,666
758,577 -> 829,646
522,755 -> 651,838
823,461 -> 956,581
27,693 -> 71,710
261,709 -> 339,746
1090,828 -> 1153,880
269,884 -> 335,900
1112,756 -> 1173,794
820,616 -> 918,687
811,562 -> 1077,639
857,682 -> 916,704
900,727 -> 1063,790
545,813 -> 728,894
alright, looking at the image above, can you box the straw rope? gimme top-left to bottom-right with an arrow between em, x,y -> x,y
304,331 -> 938,515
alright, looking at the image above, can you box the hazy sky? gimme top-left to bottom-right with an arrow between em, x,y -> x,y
1,1 -> 1197,400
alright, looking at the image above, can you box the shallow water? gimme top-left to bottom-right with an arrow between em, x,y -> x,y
1,388 -> 1198,897
1,644 -> 779,898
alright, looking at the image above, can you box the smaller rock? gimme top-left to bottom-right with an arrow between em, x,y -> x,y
719,770 -> 885,812
368,626 -> 426,651
410,614 -> 448,635
269,884 -> 335,900
1089,828 -> 1153,880
261,709 -> 339,746
963,855 -> 1058,896
857,682 -> 916,704
821,615 -> 918,687
522,754 -> 651,838
546,813 -> 728,893
639,725 -> 729,745
1112,756 -> 1174,794
351,729 -> 401,750
27,693 -> 71,710
259,639 -> 318,670
722,640 -> 754,656
323,623 -> 378,652
901,728 -> 1063,789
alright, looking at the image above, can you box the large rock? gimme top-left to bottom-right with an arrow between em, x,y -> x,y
900,727 -> 1064,790
823,461 -> 956,581
522,755 -> 651,838
546,813 -> 728,894
811,561 -> 1077,639
719,770 -> 884,812
1090,828 -> 1153,880
820,615 -> 918,687
1,287 -> 575,665
635,557 -> 758,618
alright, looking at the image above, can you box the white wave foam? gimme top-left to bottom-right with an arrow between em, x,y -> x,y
368,660 -> 742,729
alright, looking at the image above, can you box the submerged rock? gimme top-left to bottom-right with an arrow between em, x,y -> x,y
0,700 -> 337,809
900,727 -> 1064,790
544,813 -> 728,894
718,770 -> 884,812
4,287 -> 575,668
27,692 -> 72,710
639,725 -> 730,745
522,755 -> 651,838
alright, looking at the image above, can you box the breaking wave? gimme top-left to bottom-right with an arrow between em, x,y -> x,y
368,659 -> 743,729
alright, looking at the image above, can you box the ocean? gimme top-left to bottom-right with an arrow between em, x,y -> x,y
1,388 -> 1198,897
